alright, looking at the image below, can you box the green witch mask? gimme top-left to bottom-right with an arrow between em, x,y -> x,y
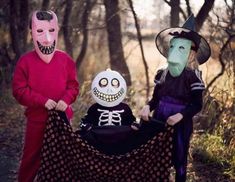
167,38 -> 192,77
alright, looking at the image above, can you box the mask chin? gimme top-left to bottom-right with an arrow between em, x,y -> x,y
168,63 -> 183,77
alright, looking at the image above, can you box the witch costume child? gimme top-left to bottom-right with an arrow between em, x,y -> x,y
140,14 -> 211,182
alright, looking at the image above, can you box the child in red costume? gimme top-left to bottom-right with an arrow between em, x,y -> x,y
12,10 -> 79,182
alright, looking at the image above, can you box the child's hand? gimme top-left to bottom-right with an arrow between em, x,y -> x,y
131,119 -> 142,131
166,113 -> 183,126
131,123 -> 141,130
139,105 -> 150,121
55,100 -> 68,111
45,99 -> 57,110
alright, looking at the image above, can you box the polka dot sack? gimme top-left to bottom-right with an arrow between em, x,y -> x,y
36,111 -> 174,182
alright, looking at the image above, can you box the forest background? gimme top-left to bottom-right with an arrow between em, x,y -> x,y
0,0 -> 234,181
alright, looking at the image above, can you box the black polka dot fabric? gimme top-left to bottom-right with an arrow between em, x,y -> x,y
36,111 -> 174,182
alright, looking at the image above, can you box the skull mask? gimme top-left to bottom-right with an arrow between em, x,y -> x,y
91,70 -> 127,107
31,10 -> 59,63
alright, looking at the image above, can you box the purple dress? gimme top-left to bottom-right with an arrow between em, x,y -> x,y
148,68 -> 205,180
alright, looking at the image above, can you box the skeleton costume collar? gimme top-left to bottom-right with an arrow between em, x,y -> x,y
31,10 -> 59,63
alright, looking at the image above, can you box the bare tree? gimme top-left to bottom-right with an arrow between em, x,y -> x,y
0,43 -> 12,90
164,0 -> 215,28
206,1 -> 235,91
62,0 -> 73,57
76,0 -> 94,69
195,0 -> 215,31
41,0 -> 50,10
185,0 -> 192,16
206,34 -> 233,90
127,0 -> 149,98
164,0 -> 180,26
9,0 -> 29,65
19,0 -> 28,51
104,0 -> 131,86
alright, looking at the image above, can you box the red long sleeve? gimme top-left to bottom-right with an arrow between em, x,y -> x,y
12,50 -> 79,120
12,56 -> 48,107
61,57 -> 80,105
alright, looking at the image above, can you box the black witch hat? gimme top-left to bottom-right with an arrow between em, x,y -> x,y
155,14 -> 211,64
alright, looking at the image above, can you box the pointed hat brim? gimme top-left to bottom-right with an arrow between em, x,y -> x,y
155,15 -> 211,64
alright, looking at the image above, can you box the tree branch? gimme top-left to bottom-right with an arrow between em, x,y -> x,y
195,0 -> 215,31
205,34 -> 234,91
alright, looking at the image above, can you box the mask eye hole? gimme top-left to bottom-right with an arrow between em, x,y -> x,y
111,78 -> 119,88
37,29 -> 43,33
99,78 -> 108,87
179,46 -> 185,50
170,44 -> 174,48
49,28 -> 55,32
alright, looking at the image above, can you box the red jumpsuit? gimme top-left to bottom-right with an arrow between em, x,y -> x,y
12,50 -> 79,182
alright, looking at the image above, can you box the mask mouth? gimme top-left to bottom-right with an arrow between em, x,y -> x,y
37,41 -> 55,55
168,60 -> 179,66
93,87 -> 124,102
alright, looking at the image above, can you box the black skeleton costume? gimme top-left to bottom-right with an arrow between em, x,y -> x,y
80,69 -> 136,131
36,70 -> 175,180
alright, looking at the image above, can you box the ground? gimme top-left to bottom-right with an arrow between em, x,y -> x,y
0,96 -> 24,182
0,93 -> 233,182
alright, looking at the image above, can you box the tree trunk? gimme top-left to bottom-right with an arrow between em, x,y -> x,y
20,0 -> 28,52
9,0 -> 28,65
76,0 -> 92,69
41,0 -> 50,10
62,0 -> 73,57
10,0 -> 21,62
184,0 -> 192,16
195,0 -> 215,31
127,0 -> 149,98
104,0 -> 131,86
170,0 -> 180,26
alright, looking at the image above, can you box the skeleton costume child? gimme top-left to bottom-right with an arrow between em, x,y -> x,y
80,69 -> 136,130
12,10 -> 79,182
141,15 -> 211,182
36,71 -> 175,181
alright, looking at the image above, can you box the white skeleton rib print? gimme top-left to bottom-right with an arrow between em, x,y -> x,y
97,109 -> 124,126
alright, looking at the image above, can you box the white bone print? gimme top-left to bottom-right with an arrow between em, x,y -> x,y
97,109 -> 124,126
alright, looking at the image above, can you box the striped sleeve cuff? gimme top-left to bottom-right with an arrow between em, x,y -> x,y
190,82 -> 205,91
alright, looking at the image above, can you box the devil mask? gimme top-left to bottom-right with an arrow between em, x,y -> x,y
91,70 -> 127,107
31,10 -> 59,63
